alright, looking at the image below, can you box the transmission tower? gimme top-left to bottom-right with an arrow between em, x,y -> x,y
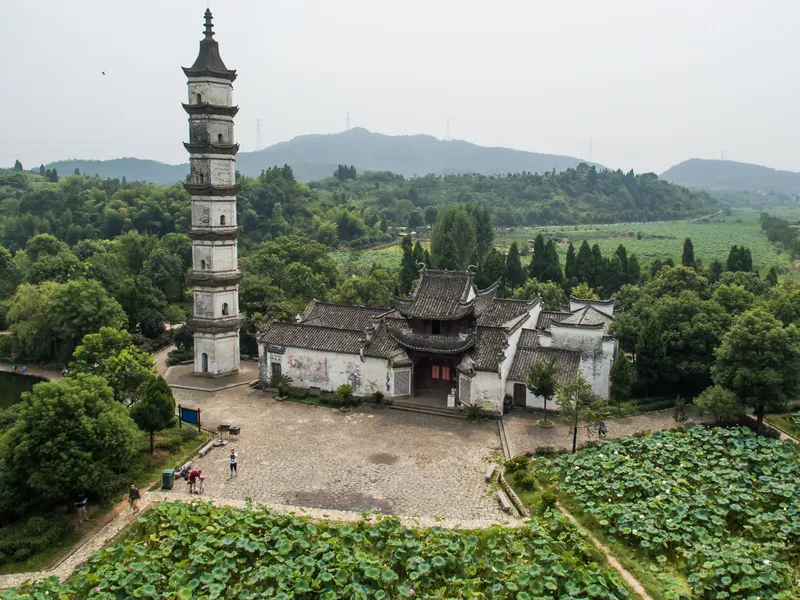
346,111 -> 351,132
255,119 -> 262,152
446,117 -> 451,141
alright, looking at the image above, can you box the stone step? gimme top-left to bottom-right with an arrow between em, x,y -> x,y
389,402 -> 468,419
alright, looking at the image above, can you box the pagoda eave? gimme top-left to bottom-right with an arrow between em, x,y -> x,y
186,270 -> 243,287
182,66 -> 237,82
187,226 -> 241,241
188,314 -> 245,334
183,182 -> 242,196
183,142 -> 239,156
182,102 -> 240,117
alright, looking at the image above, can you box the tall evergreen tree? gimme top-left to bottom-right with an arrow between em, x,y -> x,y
528,234 -> 546,279
609,353 -> 632,410
708,259 -> 723,283
13,159 -> 23,171
412,240 -> 425,267
504,242 -> 525,290
399,235 -> 417,295
574,241 -> 594,287
39,164 -> 45,176
590,244 -> 605,289
476,248 -> 506,289
468,205 -> 494,262
766,266 -> 779,287
436,233 -> 460,270
564,242 -> 577,283
635,318 -> 666,396
540,239 -> 564,286
649,258 -> 663,279
614,244 -> 629,275
726,245 -> 748,272
682,238 -> 695,268
627,254 -> 641,284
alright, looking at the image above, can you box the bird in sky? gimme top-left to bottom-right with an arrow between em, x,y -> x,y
101,71 -> 105,75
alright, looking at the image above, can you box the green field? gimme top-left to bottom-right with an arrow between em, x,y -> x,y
332,207 -> 800,275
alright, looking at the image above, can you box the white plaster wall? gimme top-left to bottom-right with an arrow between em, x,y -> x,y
190,116 -> 234,145
188,80 -> 232,106
471,371 -> 503,411
193,241 -> 237,271
579,340 -> 615,398
195,331 -> 239,375
274,348 -> 363,392
190,157 -> 235,187
550,324 -> 603,354
363,358 -> 389,396
503,380 -> 557,411
192,200 -> 237,227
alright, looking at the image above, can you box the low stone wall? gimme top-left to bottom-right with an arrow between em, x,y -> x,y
497,471 -> 530,518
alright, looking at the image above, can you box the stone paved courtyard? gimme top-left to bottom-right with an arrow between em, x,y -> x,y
171,386 -> 509,522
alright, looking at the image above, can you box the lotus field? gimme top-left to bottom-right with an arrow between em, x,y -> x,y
3,501 -> 633,600
539,427 -> 800,599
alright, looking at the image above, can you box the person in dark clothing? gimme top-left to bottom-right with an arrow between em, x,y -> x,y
74,492 -> 89,522
128,484 -> 141,513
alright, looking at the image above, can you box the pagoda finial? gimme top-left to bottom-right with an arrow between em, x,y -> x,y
203,8 -> 215,38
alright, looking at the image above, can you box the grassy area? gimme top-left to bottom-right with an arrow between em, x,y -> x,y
0,427 -> 210,575
504,457 -> 689,600
765,412 -> 800,440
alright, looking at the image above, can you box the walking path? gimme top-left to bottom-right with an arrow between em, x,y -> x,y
556,502 -> 653,600
0,363 -> 61,381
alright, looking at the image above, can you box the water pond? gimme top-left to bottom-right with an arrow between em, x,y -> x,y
0,371 -> 47,409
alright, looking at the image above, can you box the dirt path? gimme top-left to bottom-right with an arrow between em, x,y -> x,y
153,343 -> 174,376
557,502 -> 653,600
0,363 -> 62,381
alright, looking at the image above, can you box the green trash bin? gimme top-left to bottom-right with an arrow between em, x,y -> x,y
162,468 -> 176,490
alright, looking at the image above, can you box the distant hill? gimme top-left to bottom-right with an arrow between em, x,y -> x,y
661,158 -> 800,195
45,128 -> 596,184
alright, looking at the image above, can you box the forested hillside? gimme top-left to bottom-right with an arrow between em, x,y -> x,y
312,165 -> 720,226
41,128 -> 596,184
662,158 -> 800,195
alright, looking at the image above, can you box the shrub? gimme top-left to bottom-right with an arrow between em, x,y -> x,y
512,471 -> 536,491
539,491 -> 557,515
154,427 -> 197,452
0,515 -> 69,566
534,445 -> 560,455
466,403 -> 482,420
371,391 -> 385,404
504,455 -> 529,474
336,384 -> 354,401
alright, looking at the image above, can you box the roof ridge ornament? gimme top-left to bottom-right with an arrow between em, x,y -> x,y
415,261 -> 427,272
466,264 -> 478,274
203,9 -> 215,38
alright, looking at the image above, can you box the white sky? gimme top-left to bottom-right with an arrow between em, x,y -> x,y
2,0 -> 798,174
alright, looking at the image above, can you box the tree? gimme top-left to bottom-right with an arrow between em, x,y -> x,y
609,353 -> 632,409
0,374 -> 138,507
627,254 -> 641,284
504,242 -> 525,290
48,168 -> 59,183
681,238 -> 695,268
693,385 -> 743,425
556,371 -> 605,454
407,209 -> 424,229
511,279 -> 567,310
13,159 -> 22,171
726,245 -> 753,273
69,327 -> 156,405
475,248 -> 506,290
574,240 -> 594,286
399,235 -> 417,295
38,164 -> 45,176
430,205 -> 476,270
435,233 -> 460,270
130,376 -> 175,455
468,204 -> 493,262
635,317 -> 666,395
645,266 -> 709,299
413,240 -> 425,267
423,205 -> 438,226
540,240 -> 564,286
712,308 -> 800,431
142,247 -> 185,302
564,242 -> 577,283
526,359 -> 558,422
766,266 -> 779,287
707,259 -> 724,283
570,282 -> 599,300
528,234 -> 546,280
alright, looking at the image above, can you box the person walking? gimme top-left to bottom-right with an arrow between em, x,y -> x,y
188,469 -> 201,494
229,449 -> 238,477
599,421 -> 608,439
74,492 -> 89,523
128,484 -> 141,513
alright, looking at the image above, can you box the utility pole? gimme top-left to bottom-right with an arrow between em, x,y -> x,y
255,119 -> 262,152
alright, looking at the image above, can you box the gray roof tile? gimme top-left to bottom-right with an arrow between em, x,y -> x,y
258,321 -> 363,354
301,300 -> 390,330
508,347 -> 581,384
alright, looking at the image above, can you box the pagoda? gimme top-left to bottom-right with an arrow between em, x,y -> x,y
183,9 -> 243,377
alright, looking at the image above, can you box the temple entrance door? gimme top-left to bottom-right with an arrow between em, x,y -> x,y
414,357 -> 455,395
513,383 -> 526,407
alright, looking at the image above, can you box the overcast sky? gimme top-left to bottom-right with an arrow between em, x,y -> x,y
3,0 -> 798,174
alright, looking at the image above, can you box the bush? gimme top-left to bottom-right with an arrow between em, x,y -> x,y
534,445 -> 560,455
539,491 -> 557,515
0,515 -> 69,566
154,427 -> 198,452
466,403 -> 482,420
371,391 -> 385,404
336,384 -> 354,401
504,455 -> 529,474
512,471 -> 536,492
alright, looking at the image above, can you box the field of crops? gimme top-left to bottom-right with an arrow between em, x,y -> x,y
538,427 -> 800,600
3,502 -> 634,599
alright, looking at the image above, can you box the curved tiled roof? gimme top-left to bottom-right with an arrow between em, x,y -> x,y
182,10 -> 237,81
471,327 -> 508,372
559,305 -> 613,333
258,321 -> 363,355
386,326 -> 476,354
476,298 -> 536,327
391,269 -> 498,320
537,310 -> 570,330
508,346 -> 581,384
301,300 -> 391,331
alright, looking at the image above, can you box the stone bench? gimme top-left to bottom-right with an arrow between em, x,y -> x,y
497,490 -> 512,513
484,464 -> 496,482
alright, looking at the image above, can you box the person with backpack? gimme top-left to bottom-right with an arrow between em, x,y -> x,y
74,492 -> 89,523
128,484 -> 141,513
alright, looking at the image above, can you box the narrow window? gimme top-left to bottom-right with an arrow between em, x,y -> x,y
196,93 -> 202,104
431,320 -> 441,334
200,259 -> 206,270
220,214 -> 226,226
198,172 -> 204,184
221,302 -> 229,316
432,365 -> 440,379
217,133 -> 224,144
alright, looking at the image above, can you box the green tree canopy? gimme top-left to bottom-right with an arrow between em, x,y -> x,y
504,242 -> 525,290
556,371 -> 606,454
526,359 -> 558,421
681,238 -> 695,268
130,376 -> 176,455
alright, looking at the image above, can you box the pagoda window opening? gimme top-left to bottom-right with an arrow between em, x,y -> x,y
217,133 -> 224,144
221,302 -> 229,316
200,259 -> 206,270
431,320 -> 441,334
220,214 -> 226,225
198,172 -> 204,184
196,93 -> 202,104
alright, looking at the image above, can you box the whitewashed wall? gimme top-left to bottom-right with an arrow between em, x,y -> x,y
188,79 -> 232,106
363,357 -> 390,396
471,371 -> 502,411
192,199 -> 237,227
193,241 -> 237,271
195,331 -> 239,376
264,348 -> 363,392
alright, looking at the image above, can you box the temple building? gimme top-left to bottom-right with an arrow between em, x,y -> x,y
184,10 -> 243,377
258,267 -> 617,412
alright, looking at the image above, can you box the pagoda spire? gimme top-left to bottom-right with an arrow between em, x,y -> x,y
203,8 -> 215,38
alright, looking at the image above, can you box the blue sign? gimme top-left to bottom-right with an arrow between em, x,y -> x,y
178,405 -> 201,430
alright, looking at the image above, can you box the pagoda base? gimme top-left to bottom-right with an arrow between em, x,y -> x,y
193,331 -> 240,378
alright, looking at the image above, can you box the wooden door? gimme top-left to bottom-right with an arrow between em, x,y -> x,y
513,383 -> 526,407
270,362 -> 282,381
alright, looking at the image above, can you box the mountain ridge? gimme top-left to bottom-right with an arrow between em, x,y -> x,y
661,158 -> 800,195
41,127 -> 598,184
